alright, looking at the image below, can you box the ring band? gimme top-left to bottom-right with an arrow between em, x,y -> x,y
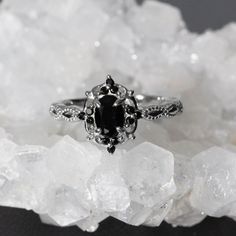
50,95 -> 183,121
50,75 -> 183,153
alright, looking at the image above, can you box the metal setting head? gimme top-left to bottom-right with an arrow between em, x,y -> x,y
84,75 -> 139,153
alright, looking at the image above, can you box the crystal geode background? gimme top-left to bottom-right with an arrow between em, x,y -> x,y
1,0 -> 236,233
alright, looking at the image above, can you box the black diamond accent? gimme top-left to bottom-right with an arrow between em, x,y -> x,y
111,86 -> 119,94
87,117 -> 94,124
78,112 -> 85,120
106,77 -> 115,86
107,145 -> 116,154
126,117 -> 135,125
100,86 -> 109,95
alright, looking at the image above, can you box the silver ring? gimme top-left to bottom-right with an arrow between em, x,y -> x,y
49,75 -> 183,153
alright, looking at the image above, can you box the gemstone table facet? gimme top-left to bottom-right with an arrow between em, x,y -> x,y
95,95 -> 125,138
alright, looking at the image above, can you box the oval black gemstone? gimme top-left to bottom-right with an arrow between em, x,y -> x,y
78,111 -> 85,120
87,117 -> 94,124
95,95 -> 125,138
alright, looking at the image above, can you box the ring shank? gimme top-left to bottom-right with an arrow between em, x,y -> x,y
135,94 -> 180,106
135,94 -> 183,119
61,98 -> 86,108
49,98 -> 86,121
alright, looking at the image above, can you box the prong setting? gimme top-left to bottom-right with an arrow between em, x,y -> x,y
86,134 -> 94,141
127,90 -> 134,96
94,98 -> 101,108
95,128 -> 102,134
85,91 -> 90,96
128,133 -> 136,140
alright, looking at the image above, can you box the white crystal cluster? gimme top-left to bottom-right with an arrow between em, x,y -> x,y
0,0 -> 236,232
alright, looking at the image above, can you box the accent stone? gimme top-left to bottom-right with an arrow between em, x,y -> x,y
106,77 -> 115,86
100,86 -> 109,95
86,117 -> 94,124
78,112 -> 85,120
110,86 -> 119,94
107,145 -> 116,154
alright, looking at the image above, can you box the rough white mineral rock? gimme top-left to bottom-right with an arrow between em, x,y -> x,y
120,142 -> 175,208
190,147 -> 236,217
1,0 -> 236,232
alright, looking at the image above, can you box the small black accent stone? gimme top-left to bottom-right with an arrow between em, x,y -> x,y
86,117 -> 94,124
136,111 -> 142,119
126,117 -> 135,125
78,112 -> 85,120
110,86 -> 119,94
107,145 -> 116,154
100,86 -> 109,95
126,106 -> 135,114
106,77 -> 115,86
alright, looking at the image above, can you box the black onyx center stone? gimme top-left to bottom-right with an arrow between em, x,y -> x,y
95,95 -> 125,138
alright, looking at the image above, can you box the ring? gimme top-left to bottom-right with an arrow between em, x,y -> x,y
49,75 -> 183,153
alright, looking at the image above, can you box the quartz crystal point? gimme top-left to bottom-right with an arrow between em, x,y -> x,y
1,0 -> 236,232
190,147 -> 236,217
120,142 -> 176,208
0,142 -> 51,212
46,135 -> 102,190
88,155 -> 130,212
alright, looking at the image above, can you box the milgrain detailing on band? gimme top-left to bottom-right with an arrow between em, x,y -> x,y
49,99 -> 86,122
49,75 -> 183,153
135,95 -> 183,120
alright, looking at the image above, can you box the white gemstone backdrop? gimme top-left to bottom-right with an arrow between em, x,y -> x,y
0,0 -> 236,232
